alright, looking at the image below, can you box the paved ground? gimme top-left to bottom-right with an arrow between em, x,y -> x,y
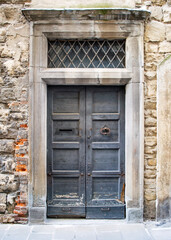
0,220 -> 171,240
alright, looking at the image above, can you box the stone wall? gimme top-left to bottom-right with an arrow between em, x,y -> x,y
143,0 -> 171,219
0,2 -> 30,223
0,0 -> 171,223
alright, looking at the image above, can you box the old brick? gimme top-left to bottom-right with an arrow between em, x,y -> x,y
145,21 -> 165,42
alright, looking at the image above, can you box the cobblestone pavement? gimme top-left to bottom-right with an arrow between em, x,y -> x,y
0,220 -> 171,240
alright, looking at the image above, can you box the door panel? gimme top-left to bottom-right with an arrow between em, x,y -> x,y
86,87 -> 125,219
47,86 -> 125,219
47,86 -> 86,217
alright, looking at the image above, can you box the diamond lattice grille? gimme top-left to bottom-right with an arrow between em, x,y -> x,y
48,40 -> 125,68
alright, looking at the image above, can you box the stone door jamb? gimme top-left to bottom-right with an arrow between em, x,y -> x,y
27,13 -> 146,223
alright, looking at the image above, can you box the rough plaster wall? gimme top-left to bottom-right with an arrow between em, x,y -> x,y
157,55 -> 171,220
143,0 -> 171,219
0,1 -> 30,223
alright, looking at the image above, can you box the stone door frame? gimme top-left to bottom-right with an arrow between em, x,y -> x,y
27,11 -> 145,223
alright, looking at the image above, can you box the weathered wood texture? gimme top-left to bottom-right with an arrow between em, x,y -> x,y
47,86 -> 125,218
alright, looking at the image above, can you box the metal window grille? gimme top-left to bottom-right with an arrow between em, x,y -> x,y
48,40 -> 125,68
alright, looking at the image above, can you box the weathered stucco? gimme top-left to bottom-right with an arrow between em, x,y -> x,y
157,55 -> 171,220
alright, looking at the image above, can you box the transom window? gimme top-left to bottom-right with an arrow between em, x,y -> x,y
48,40 -> 125,68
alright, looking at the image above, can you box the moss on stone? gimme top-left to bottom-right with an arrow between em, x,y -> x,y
159,54 -> 171,66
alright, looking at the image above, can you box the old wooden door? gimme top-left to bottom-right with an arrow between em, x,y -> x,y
47,86 -> 125,218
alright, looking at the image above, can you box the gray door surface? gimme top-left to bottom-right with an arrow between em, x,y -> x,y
47,86 -> 125,219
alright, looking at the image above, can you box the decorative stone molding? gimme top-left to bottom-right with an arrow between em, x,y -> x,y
22,8 -> 150,22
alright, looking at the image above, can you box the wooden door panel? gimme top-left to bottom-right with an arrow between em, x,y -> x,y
86,86 -> 125,219
53,149 -> 79,170
92,149 -> 119,171
92,120 -> 119,142
47,86 -> 125,219
47,86 -> 86,217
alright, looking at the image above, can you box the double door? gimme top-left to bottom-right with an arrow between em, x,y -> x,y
47,86 -> 125,218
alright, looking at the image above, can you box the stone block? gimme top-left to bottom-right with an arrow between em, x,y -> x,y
144,71 -> 157,80
145,81 -> 157,98
145,43 -> 158,53
0,87 -> 15,102
0,204 -> 6,213
145,21 -> 165,42
0,193 -> 7,204
148,159 -> 157,166
0,174 -> 19,193
7,23 -> 29,38
145,127 -> 157,137
29,207 -> 45,224
0,28 -> 6,43
144,170 -> 156,179
0,124 -> 8,136
7,193 -> 17,213
166,25 -> 171,41
163,6 -> 171,23
159,41 -> 171,53
4,60 -> 24,76
144,200 -> 156,219
0,109 -> 10,122
149,6 -> 163,21
0,140 -> 14,153
145,137 -> 157,147
145,190 -> 156,201
0,155 -> 15,173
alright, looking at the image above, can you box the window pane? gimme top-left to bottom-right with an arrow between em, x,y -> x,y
48,40 -> 125,68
